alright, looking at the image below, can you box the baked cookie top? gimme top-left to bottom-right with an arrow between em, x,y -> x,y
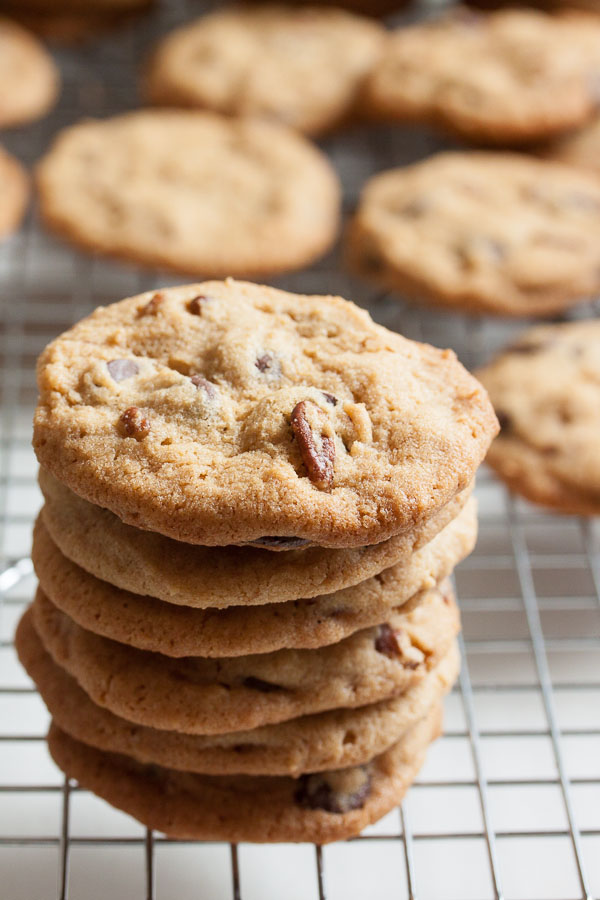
36,110 -> 340,278
0,17 -> 59,127
146,5 -> 385,135
18,609 -> 458,776
542,116 -> 600,177
0,146 -> 29,239
477,320 -> 600,515
364,8 -> 600,144
346,152 -> 600,317
33,281 -> 496,547
33,584 -> 459,734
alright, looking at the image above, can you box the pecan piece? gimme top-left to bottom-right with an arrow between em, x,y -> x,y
119,407 -> 150,440
290,400 -> 335,490
137,292 -> 164,316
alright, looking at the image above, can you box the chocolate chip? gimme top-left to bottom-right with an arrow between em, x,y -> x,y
107,359 -> 139,382
294,768 -> 372,814
138,292 -> 164,316
190,374 -> 217,399
242,677 -> 284,693
321,392 -> 338,406
375,623 -> 402,658
187,295 -> 210,315
119,407 -> 150,440
248,536 -> 311,549
290,400 -> 335,490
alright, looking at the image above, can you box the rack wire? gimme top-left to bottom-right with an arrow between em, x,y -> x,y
1,2 -> 599,898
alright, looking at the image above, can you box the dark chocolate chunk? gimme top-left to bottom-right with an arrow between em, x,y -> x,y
295,769 -> 372,814
190,374 -> 217,399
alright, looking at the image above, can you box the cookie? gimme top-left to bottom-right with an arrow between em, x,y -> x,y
0,17 -> 59,127
39,469 -> 472,609
541,116 -> 600,177
0,146 -> 29,239
346,152 -> 600,317
31,583 -> 459,734
363,8 -> 600,145
36,111 -> 340,278
33,281 -> 496,548
32,500 -> 476,656
47,705 -> 442,843
145,6 -> 385,136
476,320 -> 600,515
17,609 -> 459,776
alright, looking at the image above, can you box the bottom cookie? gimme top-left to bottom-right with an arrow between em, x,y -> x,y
48,704 -> 441,844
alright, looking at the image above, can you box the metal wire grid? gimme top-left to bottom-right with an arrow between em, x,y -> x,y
1,3 -> 600,898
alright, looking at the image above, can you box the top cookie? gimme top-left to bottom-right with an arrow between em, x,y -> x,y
146,6 -> 385,136
0,145 -> 29,239
33,280 -> 497,548
364,8 -> 600,144
345,151 -> 600,317
477,320 -> 600,515
36,110 -> 340,279
0,17 -> 59,127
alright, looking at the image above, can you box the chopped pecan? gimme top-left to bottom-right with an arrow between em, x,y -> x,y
290,400 -> 335,490
119,407 -> 150,440
138,292 -> 164,316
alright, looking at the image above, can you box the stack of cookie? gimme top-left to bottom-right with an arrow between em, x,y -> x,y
17,280 -> 498,843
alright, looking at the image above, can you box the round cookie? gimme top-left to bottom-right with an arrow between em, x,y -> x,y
0,146 -> 29,239
476,320 -> 600,515
39,470 -> 473,609
145,6 -> 385,136
0,17 -> 59,127
17,609 -> 459,776
31,583 -> 460,734
363,8 -> 600,145
32,500 -> 476,656
33,281 -> 496,548
346,152 -> 600,317
541,116 -> 600,177
47,706 -> 441,844
35,111 -> 340,279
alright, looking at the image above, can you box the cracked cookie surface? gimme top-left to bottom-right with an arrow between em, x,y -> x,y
346,152 -> 600,317
36,110 -> 340,278
477,320 -> 600,514
146,5 -> 385,135
364,8 -> 600,144
31,583 -> 459,734
33,281 -> 496,547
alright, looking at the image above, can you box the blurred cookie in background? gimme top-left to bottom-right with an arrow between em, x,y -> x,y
145,5 -> 386,135
345,151 -> 600,317
240,0 -> 408,17
0,16 -> 59,126
0,145 -> 29,238
477,320 -> 600,516
363,7 -> 600,145
36,109 -> 341,278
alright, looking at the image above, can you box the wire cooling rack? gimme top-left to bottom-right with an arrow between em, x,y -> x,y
1,2 -> 600,898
